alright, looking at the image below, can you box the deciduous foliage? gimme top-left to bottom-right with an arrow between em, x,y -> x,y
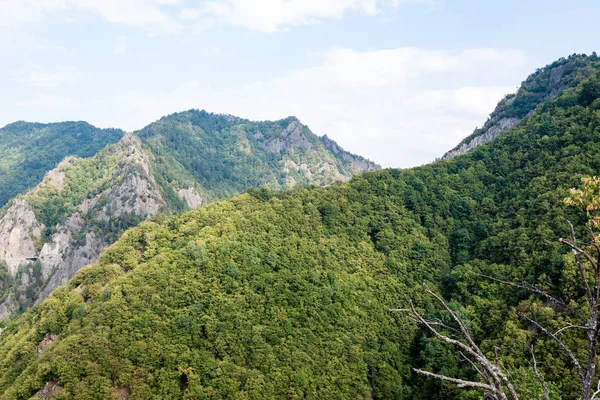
1,58 -> 600,399
0,121 -> 123,207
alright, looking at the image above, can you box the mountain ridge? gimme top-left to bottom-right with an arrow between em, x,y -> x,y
442,52 -> 600,159
0,111 -> 379,318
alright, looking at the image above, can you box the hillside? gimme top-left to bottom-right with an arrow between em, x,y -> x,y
442,52 -> 600,159
137,110 -> 378,211
0,121 -> 124,207
0,60 -> 599,399
0,112 -> 378,318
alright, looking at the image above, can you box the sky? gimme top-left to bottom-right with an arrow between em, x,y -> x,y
0,0 -> 598,168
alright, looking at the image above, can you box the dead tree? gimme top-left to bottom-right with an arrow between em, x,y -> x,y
470,221 -> 600,400
391,284 -> 519,400
394,221 -> 600,399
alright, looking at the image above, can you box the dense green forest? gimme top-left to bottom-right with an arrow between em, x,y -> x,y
0,122 -> 123,207
136,111 -> 378,211
1,56 -> 600,399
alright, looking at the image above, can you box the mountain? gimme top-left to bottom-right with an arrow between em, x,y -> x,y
0,121 -> 124,207
0,111 -> 378,318
0,57 -> 599,399
137,110 -> 378,210
442,52 -> 600,159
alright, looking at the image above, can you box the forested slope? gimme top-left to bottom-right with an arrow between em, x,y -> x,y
136,110 -> 378,211
0,112 -> 377,320
0,122 -> 123,207
2,62 -> 600,399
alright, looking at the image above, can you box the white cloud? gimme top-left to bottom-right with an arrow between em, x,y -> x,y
113,36 -> 128,55
110,47 -> 530,167
179,8 -> 202,20
16,63 -> 79,89
181,0 -> 431,33
0,0 -> 182,36
414,86 -> 518,115
17,93 -> 79,110
0,0 -> 432,38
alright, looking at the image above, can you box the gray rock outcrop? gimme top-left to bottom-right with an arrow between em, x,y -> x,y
442,117 -> 520,160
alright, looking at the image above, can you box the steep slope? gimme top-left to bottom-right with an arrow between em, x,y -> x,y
0,62 -> 599,398
0,112 -> 378,318
0,121 -> 123,207
0,134 -> 164,318
442,52 -> 600,159
137,110 -> 378,210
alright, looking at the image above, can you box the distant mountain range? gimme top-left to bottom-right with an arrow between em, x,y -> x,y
0,111 -> 378,317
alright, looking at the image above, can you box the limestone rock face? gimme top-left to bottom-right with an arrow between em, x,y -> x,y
442,118 -> 520,160
34,381 -> 64,400
259,120 -> 315,153
0,198 -> 44,275
34,133 -> 165,305
0,293 -> 18,321
0,133 -> 167,315
320,135 -> 379,173
178,187 -> 204,209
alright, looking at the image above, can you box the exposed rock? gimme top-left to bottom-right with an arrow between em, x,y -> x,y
260,121 -> 314,153
178,187 -> 204,209
114,387 -> 130,400
38,157 -> 73,191
36,332 -> 58,356
33,134 -> 165,306
320,135 -> 379,173
0,198 -> 44,275
0,293 -> 18,321
283,160 -> 314,180
318,162 -> 349,182
35,381 -> 65,399
36,231 -> 107,304
442,118 -> 520,160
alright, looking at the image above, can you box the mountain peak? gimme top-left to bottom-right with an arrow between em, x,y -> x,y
442,53 -> 600,160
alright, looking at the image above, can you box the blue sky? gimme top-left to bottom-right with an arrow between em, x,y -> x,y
0,0 -> 597,167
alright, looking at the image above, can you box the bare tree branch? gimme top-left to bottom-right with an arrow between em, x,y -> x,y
413,368 -> 496,391
389,309 -> 460,334
516,311 -> 584,380
395,289 -> 519,399
472,272 -> 585,322
530,345 -> 550,400
460,351 -> 490,385
559,237 -> 598,274
554,323 -> 591,336
588,226 -> 600,265
590,379 -> 600,400
423,285 -> 484,357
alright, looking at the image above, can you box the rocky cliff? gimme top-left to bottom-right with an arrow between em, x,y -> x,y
0,134 -> 166,317
0,111 -> 379,319
442,53 -> 600,160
